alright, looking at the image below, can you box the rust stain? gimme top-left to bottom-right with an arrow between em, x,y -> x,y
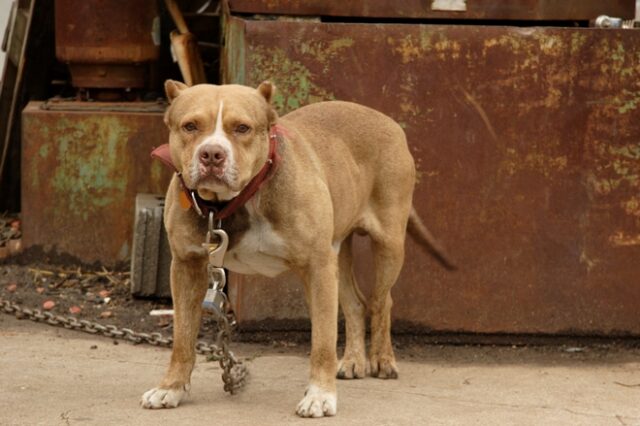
298,37 -> 354,67
388,35 -> 426,64
622,195 -> 640,217
502,149 -> 568,178
609,232 -> 640,246
587,142 -> 640,196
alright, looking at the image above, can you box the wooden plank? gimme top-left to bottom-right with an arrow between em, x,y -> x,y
0,0 -> 34,191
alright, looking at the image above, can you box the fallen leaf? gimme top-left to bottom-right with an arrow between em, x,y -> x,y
6,283 -> 17,293
42,300 -> 55,310
69,305 -> 82,315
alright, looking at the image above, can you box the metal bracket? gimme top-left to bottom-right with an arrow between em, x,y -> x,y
593,16 -> 638,29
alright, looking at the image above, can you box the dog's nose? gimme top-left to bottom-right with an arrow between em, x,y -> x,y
199,145 -> 226,167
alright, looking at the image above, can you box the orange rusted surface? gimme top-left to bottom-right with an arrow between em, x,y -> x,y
55,0 -> 160,88
225,17 -> 640,335
21,102 -> 171,266
228,0 -> 635,21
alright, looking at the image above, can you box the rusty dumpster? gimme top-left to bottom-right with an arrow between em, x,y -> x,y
222,7 -> 640,335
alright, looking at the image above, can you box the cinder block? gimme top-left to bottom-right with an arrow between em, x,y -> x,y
130,194 -> 172,298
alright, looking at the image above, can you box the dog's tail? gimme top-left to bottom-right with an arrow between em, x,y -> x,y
407,207 -> 456,270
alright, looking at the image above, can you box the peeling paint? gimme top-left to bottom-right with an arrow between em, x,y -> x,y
298,37 -> 354,68
51,117 -> 129,221
609,232 -> 640,246
615,89 -> 640,114
248,46 -> 335,114
622,195 -> 640,217
38,144 -> 50,159
22,103 -> 171,265
502,148 -> 568,178
588,141 -> 640,196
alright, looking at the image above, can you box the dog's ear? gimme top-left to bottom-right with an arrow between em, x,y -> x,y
257,81 -> 275,104
257,81 -> 278,124
165,80 -> 188,103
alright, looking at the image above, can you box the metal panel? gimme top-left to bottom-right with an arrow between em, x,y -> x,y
21,102 -> 172,266
224,17 -> 640,335
54,0 -> 160,88
228,0 -> 635,21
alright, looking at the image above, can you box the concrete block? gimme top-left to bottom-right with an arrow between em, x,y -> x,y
130,194 -> 172,298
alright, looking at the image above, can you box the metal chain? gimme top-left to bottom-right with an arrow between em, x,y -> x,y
0,298 -> 248,393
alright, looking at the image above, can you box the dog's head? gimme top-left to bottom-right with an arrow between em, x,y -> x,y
163,81 -> 277,201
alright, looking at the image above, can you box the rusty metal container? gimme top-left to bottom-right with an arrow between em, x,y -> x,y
228,0 -> 635,21
55,0 -> 160,88
21,101 -> 171,266
223,16 -> 640,336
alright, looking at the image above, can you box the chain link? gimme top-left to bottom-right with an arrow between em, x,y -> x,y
0,298 -> 247,392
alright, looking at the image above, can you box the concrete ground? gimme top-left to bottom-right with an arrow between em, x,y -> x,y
1,314 -> 639,426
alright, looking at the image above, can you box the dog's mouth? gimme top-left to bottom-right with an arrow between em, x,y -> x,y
190,165 -> 241,201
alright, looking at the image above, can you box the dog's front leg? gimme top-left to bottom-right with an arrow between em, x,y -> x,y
296,256 -> 339,418
141,256 -> 208,408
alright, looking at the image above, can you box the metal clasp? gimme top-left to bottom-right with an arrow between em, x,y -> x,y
202,211 -> 229,318
202,212 -> 229,268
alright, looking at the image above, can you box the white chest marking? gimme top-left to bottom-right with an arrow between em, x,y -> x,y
223,216 -> 289,278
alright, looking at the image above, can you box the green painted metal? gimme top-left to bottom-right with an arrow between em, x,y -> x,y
21,102 -> 171,266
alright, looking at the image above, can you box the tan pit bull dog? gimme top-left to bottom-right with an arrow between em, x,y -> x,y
141,80 -> 453,417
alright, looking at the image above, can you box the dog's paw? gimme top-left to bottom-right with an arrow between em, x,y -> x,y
295,385 -> 337,418
337,355 -> 369,379
370,355 -> 399,379
140,386 -> 187,409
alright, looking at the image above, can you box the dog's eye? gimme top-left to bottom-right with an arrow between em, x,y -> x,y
182,122 -> 198,133
235,124 -> 251,134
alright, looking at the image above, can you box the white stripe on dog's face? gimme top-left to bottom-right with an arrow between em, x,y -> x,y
190,101 -> 239,198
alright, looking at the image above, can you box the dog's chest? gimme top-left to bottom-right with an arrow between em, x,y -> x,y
223,215 -> 289,278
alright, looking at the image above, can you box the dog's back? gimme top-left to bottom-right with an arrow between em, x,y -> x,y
280,101 -> 416,223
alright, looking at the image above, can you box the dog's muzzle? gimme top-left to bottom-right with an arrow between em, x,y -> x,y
196,143 -> 228,179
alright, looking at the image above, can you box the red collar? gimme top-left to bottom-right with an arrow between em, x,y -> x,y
151,124 -> 283,220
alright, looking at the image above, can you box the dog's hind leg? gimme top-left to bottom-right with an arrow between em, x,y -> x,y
337,234 -> 369,379
141,256 -> 208,408
368,220 -> 406,379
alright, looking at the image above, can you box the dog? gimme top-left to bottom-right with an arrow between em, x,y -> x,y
141,80 -> 453,417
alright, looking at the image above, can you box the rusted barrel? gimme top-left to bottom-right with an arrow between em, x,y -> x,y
55,0 -> 160,89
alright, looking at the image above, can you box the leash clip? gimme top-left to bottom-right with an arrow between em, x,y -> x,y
202,211 -> 228,267
202,211 -> 229,317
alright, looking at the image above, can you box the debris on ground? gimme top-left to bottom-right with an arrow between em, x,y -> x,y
0,213 -> 22,259
0,264 -> 222,340
0,264 -> 173,335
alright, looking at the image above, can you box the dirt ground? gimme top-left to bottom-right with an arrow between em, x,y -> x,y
0,263 -> 175,335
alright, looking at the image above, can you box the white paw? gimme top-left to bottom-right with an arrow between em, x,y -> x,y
140,387 -> 186,409
296,385 -> 337,418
